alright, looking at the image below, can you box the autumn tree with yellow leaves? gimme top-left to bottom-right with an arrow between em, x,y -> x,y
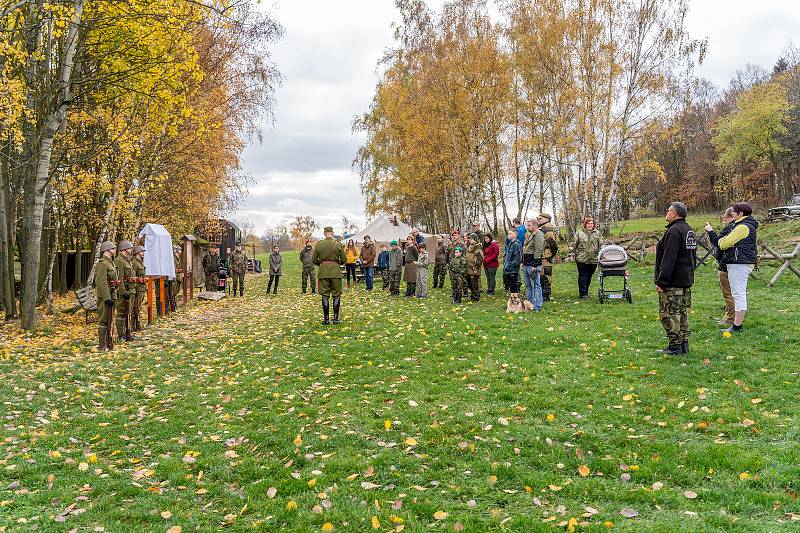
0,0 -> 281,328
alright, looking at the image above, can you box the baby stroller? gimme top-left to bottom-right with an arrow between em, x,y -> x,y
597,245 -> 632,304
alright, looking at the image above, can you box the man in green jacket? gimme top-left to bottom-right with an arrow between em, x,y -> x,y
130,245 -> 147,331
299,240 -> 317,294
114,240 -> 135,342
228,243 -> 248,297
94,241 -> 118,351
537,213 -> 559,301
522,218 -> 545,310
313,226 -> 347,324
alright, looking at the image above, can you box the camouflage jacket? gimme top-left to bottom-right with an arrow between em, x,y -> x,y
541,223 -> 559,260
448,256 -> 466,279
569,228 -> 602,264
465,242 -> 483,275
229,250 -> 248,274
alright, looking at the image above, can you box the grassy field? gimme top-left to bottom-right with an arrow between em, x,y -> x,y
2,245 -> 800,532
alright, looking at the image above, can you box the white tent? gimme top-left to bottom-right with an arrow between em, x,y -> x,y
138,223 -> 176,279
347,215 -> 432,244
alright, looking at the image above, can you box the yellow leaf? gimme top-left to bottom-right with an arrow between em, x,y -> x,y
546,414 -> 555,422
160,511 -> 172,519
750,398 -> 762,404
293,434 -> 303,447
384,419 -> 392,430
167,527 -> 182,533
568,517 -> 578,532
433,510 -> 448,520
308,478 -> 317,488
739,472 -> 751,480
321,523 -> 335,532
287,500 -> 298,510
622,394 -> 633,401
578,464 -> 590,477
371,516 -> 381,529
404,437 -> 417,446
603,521 -> 614,528
524,485 -> 533,493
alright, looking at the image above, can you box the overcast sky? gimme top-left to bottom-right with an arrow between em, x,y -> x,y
232,0 -> 800,237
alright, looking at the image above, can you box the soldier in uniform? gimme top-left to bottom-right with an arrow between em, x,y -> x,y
312,226 -> 346,324
202,246 -> 221,291
94,241 -> 118,351
448,246 -> 467,303
465,233 -> 484,302
114,240 -> 135,342
432,236 -> 446,289
228,243 -> 247,297
130,245 -> 147,331
445,229 -> 464,265
537,213 -> 559,301
299,240 -> 317,294
655,202 -> 696,354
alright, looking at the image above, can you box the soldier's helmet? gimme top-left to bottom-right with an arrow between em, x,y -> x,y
133,245 -> 145,254
118,240 -> 134,252
100,241 -> 116,253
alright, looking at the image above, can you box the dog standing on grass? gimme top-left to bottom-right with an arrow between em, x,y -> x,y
506,292 -> 534,313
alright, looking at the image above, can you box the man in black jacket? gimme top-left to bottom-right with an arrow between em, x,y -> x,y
654,202 -> 697,354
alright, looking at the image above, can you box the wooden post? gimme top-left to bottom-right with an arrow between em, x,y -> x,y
761,242 -> 800,287
159,277 -> 166,316
147,277 -> 154,325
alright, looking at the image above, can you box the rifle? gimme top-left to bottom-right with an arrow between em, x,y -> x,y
106,301 -> 115,350
124,292 -> 132,341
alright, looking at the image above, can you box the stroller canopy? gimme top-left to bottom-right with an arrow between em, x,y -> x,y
598,245 -> 628,268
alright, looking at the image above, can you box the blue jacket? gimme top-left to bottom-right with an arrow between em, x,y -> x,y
503,238 -> 522,274
377,250 -> 390,269
505,226 -> 526,249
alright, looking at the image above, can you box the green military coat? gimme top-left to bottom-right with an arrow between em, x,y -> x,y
569,228 -> 602,264
131,257 -> 147,294
312,237 -> 346,278
114,254 -> 133,299
94,256 -> 118,303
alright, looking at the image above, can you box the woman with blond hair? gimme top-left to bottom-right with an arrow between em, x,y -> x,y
345,239 -> 359,289
568,217 -> 602,299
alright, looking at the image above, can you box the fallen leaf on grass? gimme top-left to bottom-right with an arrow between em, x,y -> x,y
620,508 -> 639,518
652,481 -> 663,491
578,465 -> 590,477
433,510 -> 448,520
683,490 -> 698,499
160,511 -> 172,519
266,487 -> 277,498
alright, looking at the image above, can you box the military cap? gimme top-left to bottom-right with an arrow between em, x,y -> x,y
390,240 -> 398,246
324,226 -> 334,233
469,232 -> 479,241
537,213 -> 552,222
133,245 -> 145,254
117,240 -> 134,252
99,241 -> 116,253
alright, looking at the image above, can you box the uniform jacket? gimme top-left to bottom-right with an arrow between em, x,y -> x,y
269,252 -> 283,275
300,246 -> 315,268
94,256 -> 118,303
541,223 -> 559,260
313,238 -> 346,279
404,244 -> 419,282
113,254 -> 133,298
482,241 -> 499,269
388,248 -> 404,271
229,250 -> 248,274
522,230 -> 544,266
654,218 -> 697,288
569,228 -> 602,264
174,251 -> 183,273
717,216 -> 758,265
434,243 -> 447,265
360,241 -> 376,267
131,257 -> 147,294
503,238 -> 522,274
202,253 -> 220,274
448,255 -> 467,280
465,242 -> 483,275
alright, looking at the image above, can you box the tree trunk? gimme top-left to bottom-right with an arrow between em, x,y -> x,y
0,141 -> 16,319
19,0 -> 84,330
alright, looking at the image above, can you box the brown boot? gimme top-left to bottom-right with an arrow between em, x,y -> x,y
98,330 -> 107,352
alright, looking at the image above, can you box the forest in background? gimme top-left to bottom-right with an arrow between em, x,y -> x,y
355,0 -> 800,235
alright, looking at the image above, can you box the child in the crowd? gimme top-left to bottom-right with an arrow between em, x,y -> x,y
377,243 -> 390,291
415,242 -> 430,298
448,246 -> 467,303
387,240 -> 404,296
503,227 -> 522,293
267,245 -> 282,294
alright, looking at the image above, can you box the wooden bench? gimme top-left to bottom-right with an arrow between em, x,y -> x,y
340,264 -> 366,284
74,285 -> 98,323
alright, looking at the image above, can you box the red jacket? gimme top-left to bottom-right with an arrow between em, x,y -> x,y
483,241 -> 500,268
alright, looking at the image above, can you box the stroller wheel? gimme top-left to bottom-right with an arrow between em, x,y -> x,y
625,289 -> 632,304
598,288 -> 604,304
